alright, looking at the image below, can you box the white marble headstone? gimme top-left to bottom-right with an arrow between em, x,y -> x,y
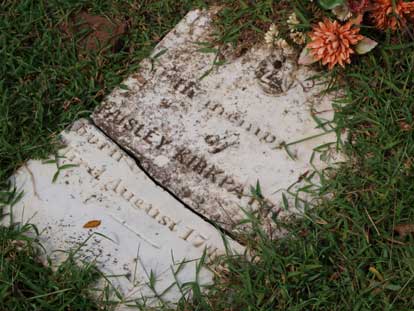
5,119 -> 243,308
92,10 -> 341,233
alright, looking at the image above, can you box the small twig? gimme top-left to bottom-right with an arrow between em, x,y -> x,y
385,238 -> 406,246
24,164 -> 41,200
364,206 -> 380,236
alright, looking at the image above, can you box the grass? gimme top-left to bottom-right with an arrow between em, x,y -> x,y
176,1 -> 414,310
0,223 -> 106,310
0,0 -> 208,186
0,0 -> 208,309
2,0 -> 414,310
0,189 -> 112,310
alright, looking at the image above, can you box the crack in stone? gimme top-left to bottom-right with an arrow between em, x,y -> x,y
89,117 -> 239,243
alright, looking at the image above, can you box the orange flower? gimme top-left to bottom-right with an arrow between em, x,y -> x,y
371,0 -> 414,31
307,19 -> 364,70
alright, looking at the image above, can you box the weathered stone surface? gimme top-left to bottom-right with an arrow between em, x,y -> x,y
5,119 -> 243,307
92,10 -> 341,233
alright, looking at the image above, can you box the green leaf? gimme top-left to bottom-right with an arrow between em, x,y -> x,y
355,37 -> 378,55
318,0 -> 345,10
298,48 -> 318,66
151,48 -> 168,60
282,193 -> 289,210
58,164 -> 79,171
52,170 -> 60,183
197,47 -> 218,54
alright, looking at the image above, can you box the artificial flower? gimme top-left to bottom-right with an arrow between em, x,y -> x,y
288,12 -> 306,44
348,0 -> 371,14
307,18 -> 364,69
265,24 -> 295,52
264,24 -> 279,47
371,0 -> 414,31
290,31 -> 306,45
332,4 -> 353,21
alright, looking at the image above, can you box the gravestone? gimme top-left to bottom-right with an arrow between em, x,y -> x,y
5,119 -> 243,307
92,9 -> 341,233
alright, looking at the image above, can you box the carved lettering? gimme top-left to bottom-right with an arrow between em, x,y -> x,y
183,81 -> 196,98
186,155 -> 199,167
120,187 -> 135,201
168,221 -> 178,232
86,166 -> 106,180
208,103 -> 225,115
156,136 -> 172,149
192,233 -> 209,248
134,199 -> 144,209
204,165 -> 224,183
87,134 -> 99,144
205,135 -> 219,146
173,78 -> 186,91
124,118 -> 138,131
228,183 -> 245,198
227,112 -> 240,123
95,101 -> 112,114
143,129 -> 157,145
63,125 -> 224,255
145,204 -> 153,214
133,124 -> 145,137
261,132 -> 276,144
104,179 -> 121,192
113,113 -> 128,125
173,78 -> 197,98
202,100 -> 280,151
97,141 -> 109,150
193,158 -> 208,174
173,148 -> 192,164
109,148 -> 124,162
179,226 -> 195,241
219,176 -> 235,188
172,147 -> 249,201
158,215 -> 174,227
148,208 -> 160,219
76,124 -> 87,136
245,123 -> 253,132
205,245 -> 219,259
105,109 -> 122,120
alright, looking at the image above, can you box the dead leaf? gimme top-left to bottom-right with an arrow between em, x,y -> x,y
394,224 -> 414,238
298,229 -> 309,238
329,265 -> 345,281
315,218 -> 328,225
61,11 -> 127,54
399,121 -> 413,132
63,97 -> 81,111
329,271 -> 342,281
369,266 -> 384,282
83,220 -> 101,229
